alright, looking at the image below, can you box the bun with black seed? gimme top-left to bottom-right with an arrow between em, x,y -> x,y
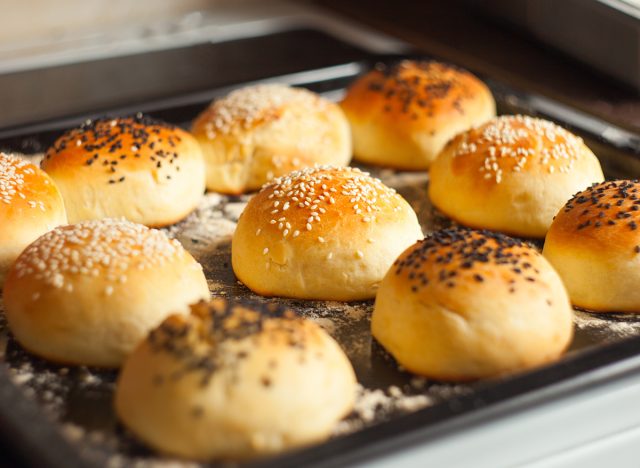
544,180 -> 640,312
41,115 -> 205,227
340,60 -> 495,169
115,298 -> 356,460
429,115 -> 604,237
372,228 -> 573,381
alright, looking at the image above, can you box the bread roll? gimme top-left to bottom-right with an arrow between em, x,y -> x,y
41,115 -> 205,227
0,152 -> 67,285
192,84 -> 351,194
232,166 -> 423,300
429,115 -> 604,237
543,180 -> 640,312
3,218 -> 209,367
115,298 -> 356,460
340,60 -> 495,170
372,228 -> 573,380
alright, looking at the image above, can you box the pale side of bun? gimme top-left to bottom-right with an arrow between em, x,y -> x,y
340,60 -> 496,170
192,84 -> 352,194
3,219 -> 209,367
41,115 -> 205,227
232,166 -> 423,300
372,228 -> 573,381
429,115 -> 604,238
543,180 -> 640,312
0,152 -> 67,285
115,299 -> 356,460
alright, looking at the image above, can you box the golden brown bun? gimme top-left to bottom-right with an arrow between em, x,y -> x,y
3,218 -> 209,367
115,298 -> 356,460
232,166 -> 423,300
429,115 -> 604,238
192,84 -> 352,194
41,115 -> 205,227
543,180 -> 640,312
372,228 -> 573,381
340,60 -> 496,170
0,153 -> 67,285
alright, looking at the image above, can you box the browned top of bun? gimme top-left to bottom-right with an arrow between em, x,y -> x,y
341,60 -> 491,130
42,115 -> 194,184
0,152 -> 62,217
547,180 -> 640,253
446,115 -> 588,184
244,165 -> 407,241
393,228 -> 549,304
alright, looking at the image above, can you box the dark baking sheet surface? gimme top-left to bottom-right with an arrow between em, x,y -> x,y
2,34 -> 640,468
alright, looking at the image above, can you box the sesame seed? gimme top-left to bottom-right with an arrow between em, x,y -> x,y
454,115 -> 584,183
196,84 -> 325,138
13,219 -> 182,291
0,153 -> 47,209
255,166 -> 400,260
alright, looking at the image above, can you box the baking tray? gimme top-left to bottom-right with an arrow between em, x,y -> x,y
2,47 -> 640,468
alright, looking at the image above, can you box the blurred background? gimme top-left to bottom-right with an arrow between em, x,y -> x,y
2,0 -> 640,132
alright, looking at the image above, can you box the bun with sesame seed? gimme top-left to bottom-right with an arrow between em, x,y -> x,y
0,153 -> 67,286
115,298 -> 356,460
41,115 -> 205,227
231,166 -> 423,301
429,115 -> 604,238
191,84 -> 351,194
340,60 -> 496,170
372,228 -> 573,381
543,180 -> 640,312
2,218 -> 209,367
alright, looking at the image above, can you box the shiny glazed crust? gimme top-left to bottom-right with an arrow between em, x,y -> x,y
231,166 -> 423,300
372,228 -> 573,380
543,180 -> 640,312
0,152 -> 67,285
429,115 -> 604,237
341,60 -> 496,169
42,115 -> 205,227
